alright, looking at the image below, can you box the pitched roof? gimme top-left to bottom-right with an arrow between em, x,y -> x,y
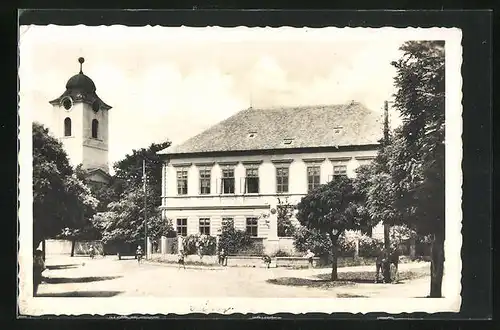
159,102 -> 383,156
85,167 -> 112,181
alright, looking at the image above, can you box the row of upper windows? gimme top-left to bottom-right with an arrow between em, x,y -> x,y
63,117 -> 99,139
176,217 -> 259,237
174,163 -> 348,196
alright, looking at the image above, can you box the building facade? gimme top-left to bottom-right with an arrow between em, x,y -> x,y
48,57 -> 112,184
158,103 -> 385,253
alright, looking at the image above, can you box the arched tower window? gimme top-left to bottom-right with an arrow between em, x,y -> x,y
64,117 -> 72,136
92,119 -> 99,139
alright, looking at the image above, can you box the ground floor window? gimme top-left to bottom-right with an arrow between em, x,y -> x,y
176,218 -> 187,236
246,217 -> 258,237
333,164 -> 347,176
199,218 -> 210,235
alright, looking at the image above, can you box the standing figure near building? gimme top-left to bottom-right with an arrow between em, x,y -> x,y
178,250 -> 186,269
136,245 -> 143,264
218,248 -> 227,266
305,249 -> 315,268
89,244 -> 95,259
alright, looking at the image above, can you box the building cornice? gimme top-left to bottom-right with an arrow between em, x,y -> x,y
329,156 -> 353,162
160,144 -> 380,160
194,161 -> 216,167
302,157 -> 326,163
217,161 -> 239,166
241,160 -> 263,166
161,205 -> 271,211
271,159 -> 294,164
355,155 -> 376,161
171,162 -> 192,168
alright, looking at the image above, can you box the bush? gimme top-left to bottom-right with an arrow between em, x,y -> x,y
272,249 -> 291,257
276,198 -> 297,237
293,226 -> 332,260
218,219 -> 253,255
358,236 -> 384,257
278,217 -> 296,237
182,234 -> 217,256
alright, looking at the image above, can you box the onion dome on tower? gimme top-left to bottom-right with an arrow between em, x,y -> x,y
49,57 -> 112,112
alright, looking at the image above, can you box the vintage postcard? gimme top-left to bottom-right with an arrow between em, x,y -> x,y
18,24 -> 463,316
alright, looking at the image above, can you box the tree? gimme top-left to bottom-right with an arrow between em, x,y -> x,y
276,197 -> 296,237
98,185 -> 171,246
33,122 -> 98,251
218,219 -> 253,255
112,141 -> 171,207
293,226 -> 332,263
296,176 -> 368,280
75,164 -> 119,212
391,40 -> 445,297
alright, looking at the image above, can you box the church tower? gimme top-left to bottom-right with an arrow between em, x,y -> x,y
49,57 -> 112,181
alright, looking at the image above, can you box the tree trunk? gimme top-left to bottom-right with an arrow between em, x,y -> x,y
41,239 -> 46,262
383,223 -> 391,283
70,239 -> 76,257
409,236 -> 416,259
429,231 -> 445,297
329,234 -> 339,281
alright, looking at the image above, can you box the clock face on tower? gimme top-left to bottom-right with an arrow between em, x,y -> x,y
61,97 -> 73,111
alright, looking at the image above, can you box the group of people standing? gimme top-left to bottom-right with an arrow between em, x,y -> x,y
175,247 -> 227,269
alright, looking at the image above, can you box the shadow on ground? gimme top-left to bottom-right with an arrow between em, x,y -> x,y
36,290 -> 122,297
314,267 -> 430,282
42,275 -> 122,284
267,277 -> 355,289
268,267 -> 430,289
336,293 -> 369,298
46,264 -> 81,270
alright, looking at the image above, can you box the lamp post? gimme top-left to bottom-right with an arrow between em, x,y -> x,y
382,100 -> 394,282
143,159 -> 148,260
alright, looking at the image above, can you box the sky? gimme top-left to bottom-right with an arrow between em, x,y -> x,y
19,25 -> 408,169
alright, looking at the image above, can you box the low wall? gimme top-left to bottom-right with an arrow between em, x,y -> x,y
45,239 -> 103,256
276,256 -> 320,268
45,239 -> 72,255
149,254 -> 320,268
150,253 -> 218,265
74,241 -> 103,255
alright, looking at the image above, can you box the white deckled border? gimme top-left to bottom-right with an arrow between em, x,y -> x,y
18,26 -> 463,316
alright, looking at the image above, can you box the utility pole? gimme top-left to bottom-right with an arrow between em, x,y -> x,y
143,159 -> 148,260
383,100 -> 391,282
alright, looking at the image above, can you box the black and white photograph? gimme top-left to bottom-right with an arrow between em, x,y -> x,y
18,23 -> 463,315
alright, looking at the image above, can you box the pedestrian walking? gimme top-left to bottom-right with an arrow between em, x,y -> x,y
177,250 -> 186,269
305,249 -> 315,268
89,245 -> 95,259
218,248 -> 227,266
136,245 -> 143,264
262,255 -> 271,269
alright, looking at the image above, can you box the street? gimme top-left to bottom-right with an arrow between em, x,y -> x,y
36,255 -> 431,298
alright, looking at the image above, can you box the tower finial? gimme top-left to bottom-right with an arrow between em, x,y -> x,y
78,57 -> 85,74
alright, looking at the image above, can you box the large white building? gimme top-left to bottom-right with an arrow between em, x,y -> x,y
48,57 -> 112,185
158,103 -> 384,254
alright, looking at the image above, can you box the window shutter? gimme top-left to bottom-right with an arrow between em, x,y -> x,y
216,178 -> 221,194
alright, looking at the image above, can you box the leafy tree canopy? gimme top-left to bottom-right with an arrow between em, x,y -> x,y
390,40 -> 445,236
33,122 -> 98,249
96,185 -> 173,245
112,141 -> 171,206
296,176 -> 369,280
296,176 -> 368,236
